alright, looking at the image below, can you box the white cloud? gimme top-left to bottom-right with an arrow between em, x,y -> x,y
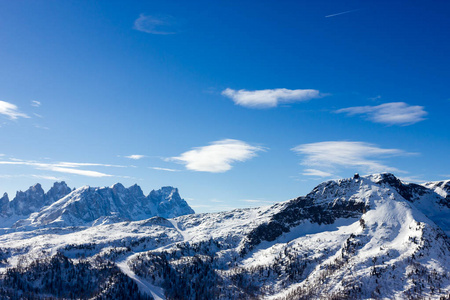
222,88 -> 323,108
210,199 -> 223,203
336,102 -> 427,126
34,124 -> 49,130
31,100 -> 41,107
325,9 -> 361,18
241,199 -> 274,204
241,199 -> 260,203
31,174 -> 62,181
292,141 -> 411,175
125,154 -> 146,160
0,100 -> 29,119
57,162 -> 125,168
0,159 -> 120,177
134,14 -> 177,35
302,169 -> 334,177
398,175 -> 427,183
170,139 -> 265,173
48,167 -> 112,177
150,167 -> 180,172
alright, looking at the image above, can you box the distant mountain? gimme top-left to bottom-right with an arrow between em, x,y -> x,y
0,174 -> 448,299
0,182 -> 73,227
0,183 -> 194,229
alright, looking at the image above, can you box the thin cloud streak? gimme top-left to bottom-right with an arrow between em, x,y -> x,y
134,14 -> 177,35
49,167 -> 112,177
325,9 -> 361,18
222,88 -> 323,108
170,139 -> 265,173
57,162 -> 126,168
31,100 -> 41,107
241,199 -> 274,204
336,102 -> 427,126
150,167 -> 181,172
302,169 -> 333,177
0,159 -> 120,177
31,174 -> 62,181
124,155 -> 146,160
0,100 -> 29,119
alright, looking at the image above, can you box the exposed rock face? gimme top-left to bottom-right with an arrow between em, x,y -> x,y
45,181 -> 73,205
9,183 -> 46,216
0,193 -> 9,216
149,186 -> 195,219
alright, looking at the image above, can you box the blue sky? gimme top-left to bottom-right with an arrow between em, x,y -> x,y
0,0 -> 449,212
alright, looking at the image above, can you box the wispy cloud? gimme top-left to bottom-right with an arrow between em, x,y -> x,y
241,199 -> 274,204
325,9 -> 361,18
368,95 -> 382,101
0,100 -> 29,119
57,162 -> 125,168
31,100 -> 41,107
150,167 -> 181,172
31,174 -> 62,181
48,167 -> 112,177
170,139 -> 265,173
34,124 -> 49,130
0,159 -> 122,177
398,175 -> 427,183
292,141 -> 412,175
302,169 -> 334,177
336,102 -> 427,126
125,154 -> 146,160
134,14 -> 178,35
222,88 -> 323,108
210,199 -> 223,203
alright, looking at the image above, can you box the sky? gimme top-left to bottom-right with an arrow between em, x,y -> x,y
0,0 -> 449,213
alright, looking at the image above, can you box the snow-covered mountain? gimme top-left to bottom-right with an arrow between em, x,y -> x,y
0,173 -> 448,299
0,182 -> 73,228
0,183 -> 194,229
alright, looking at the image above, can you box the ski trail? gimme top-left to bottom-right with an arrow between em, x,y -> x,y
117,257 -> 165,300
168,219 -> 191,241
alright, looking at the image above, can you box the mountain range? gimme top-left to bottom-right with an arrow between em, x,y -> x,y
0,173 -> 448,299
0,182 -> 194,229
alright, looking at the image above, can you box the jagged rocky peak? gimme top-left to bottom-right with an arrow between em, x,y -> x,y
148,186 -> 194,219
128,183 -> 145,198
45,181 -> 72,204
149,186 -> 180,202
109,183 -> 146,200
1,192 -> 8,204
111,182 -> 126,192
1,193 -> 9,215
9,183 -> 46,216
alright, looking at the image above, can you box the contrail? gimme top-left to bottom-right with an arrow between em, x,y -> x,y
325,9 -> 361,18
